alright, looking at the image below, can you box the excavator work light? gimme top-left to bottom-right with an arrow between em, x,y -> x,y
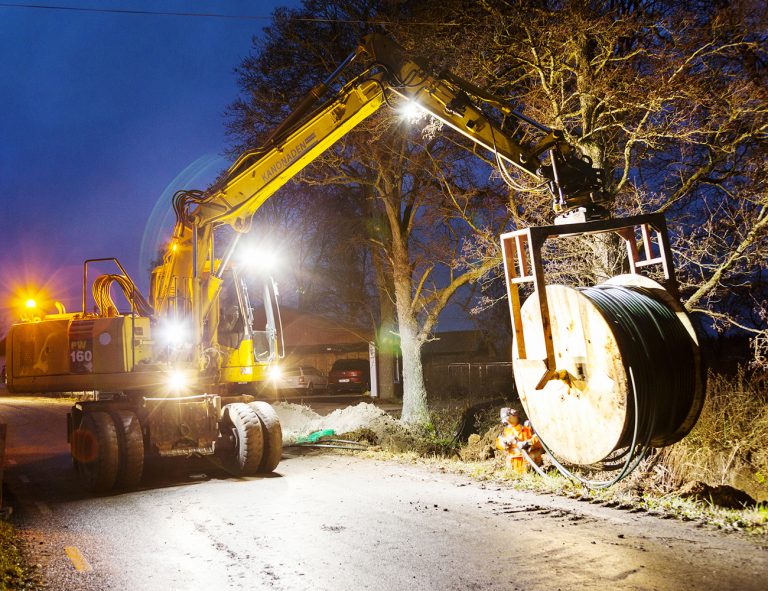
24,298 -> 36,309
158,320 -> 191,348
399,99 -> 424,122
166,370 -> 188,392
267,365 -> 282,381
238,245 -> 279,273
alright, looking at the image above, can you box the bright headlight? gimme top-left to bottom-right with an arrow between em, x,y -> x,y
167,370 -> 188,392
399,99 -> 423,122
237,244 -> 280,273
267,365 -> 282,381
158,320 -> 191,347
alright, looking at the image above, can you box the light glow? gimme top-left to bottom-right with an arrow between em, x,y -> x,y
238,244 -> 280,273
399,100 -> 424,122
157,319 -> 191,347
267,365 -> 282,381
167,370 -> 188,392
25,298 -> 37,309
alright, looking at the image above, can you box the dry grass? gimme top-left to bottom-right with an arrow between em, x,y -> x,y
0,520 -> 38,590
348,373 -> 768,535
653,368 -> 768,501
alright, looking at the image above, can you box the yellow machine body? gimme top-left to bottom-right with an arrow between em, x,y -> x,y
5,315 -> 155,393
220,338 -> 271,385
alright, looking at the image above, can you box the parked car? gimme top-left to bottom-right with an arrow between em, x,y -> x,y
328,358 -> 370,393
277,366 -> 328,394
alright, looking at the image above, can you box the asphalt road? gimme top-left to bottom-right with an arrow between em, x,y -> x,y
1,395 -> 766,591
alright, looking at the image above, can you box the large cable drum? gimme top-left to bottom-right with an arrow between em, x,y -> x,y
512,274 -> 705,467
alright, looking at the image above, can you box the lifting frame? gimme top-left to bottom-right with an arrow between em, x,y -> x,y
500,213 -> 679,390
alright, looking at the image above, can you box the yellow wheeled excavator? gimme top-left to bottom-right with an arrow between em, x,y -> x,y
3,33 -> 700,492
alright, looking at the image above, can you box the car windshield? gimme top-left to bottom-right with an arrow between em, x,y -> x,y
332,360 -> 367,371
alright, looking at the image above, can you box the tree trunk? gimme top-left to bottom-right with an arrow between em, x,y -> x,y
390,229 -> 429,424
375,289 -> 398,401
590,232 -> 627,284
375,335 -> 397,400
397,315 -> 429,424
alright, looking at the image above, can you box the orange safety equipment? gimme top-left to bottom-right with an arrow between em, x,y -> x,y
495,417 -> 543,474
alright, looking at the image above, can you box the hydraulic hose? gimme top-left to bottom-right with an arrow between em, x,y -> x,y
92,274 -> 154,317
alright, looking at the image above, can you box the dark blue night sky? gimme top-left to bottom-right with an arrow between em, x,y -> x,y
0,1 -> 297,315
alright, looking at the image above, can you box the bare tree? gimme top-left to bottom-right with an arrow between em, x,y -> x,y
421,0 -> 767,337
226,0 -> 509,423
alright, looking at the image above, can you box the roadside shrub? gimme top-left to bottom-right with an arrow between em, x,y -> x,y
427,406 -> 463,443
413,406 -> 461,456
655,368 -> 768,501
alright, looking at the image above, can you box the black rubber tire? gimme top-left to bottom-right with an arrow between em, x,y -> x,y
218,403 -> 264,476
111,410 -> 144,490
249,401 -> 282,473
73,411 -> 119,493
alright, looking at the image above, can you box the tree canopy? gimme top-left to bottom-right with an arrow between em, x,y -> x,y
226,0 -> 767,422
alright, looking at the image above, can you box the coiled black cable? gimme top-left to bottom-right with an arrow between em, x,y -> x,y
535,284 -> 697,488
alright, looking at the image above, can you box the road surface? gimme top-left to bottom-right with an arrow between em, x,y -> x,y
1,395 -> 766,591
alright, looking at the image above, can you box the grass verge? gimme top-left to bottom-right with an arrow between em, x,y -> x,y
0,519 -> 38,591
340,379 -> 768,538
353,447 -> 768,537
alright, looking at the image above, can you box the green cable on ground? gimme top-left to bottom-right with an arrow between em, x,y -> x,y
296,429 -> 336,444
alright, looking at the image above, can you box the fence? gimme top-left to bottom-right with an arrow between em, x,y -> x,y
753,332 -> 768,370
424,362 -> 516,403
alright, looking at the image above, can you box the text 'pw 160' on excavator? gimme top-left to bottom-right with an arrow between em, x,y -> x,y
3,33 -> 702,492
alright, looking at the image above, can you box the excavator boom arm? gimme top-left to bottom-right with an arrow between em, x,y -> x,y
179,33 -> 606,236
151,32 -> 609,349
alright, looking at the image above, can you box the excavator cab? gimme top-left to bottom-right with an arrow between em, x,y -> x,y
216,267 -> 283,392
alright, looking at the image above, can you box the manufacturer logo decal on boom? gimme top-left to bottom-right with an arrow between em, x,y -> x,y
262,132 -> 318,183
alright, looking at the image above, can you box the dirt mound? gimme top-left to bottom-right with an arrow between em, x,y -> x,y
271,402 -> 321,439
458,426 -> 500,461
273,402 -> 403,445
678,480 -> 758,509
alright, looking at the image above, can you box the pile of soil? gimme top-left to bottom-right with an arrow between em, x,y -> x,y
677,480 -> 758,509
273,402 -> 403,444
458,427 -> 500,462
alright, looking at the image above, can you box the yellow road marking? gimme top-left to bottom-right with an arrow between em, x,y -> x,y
64,546 -> 93,572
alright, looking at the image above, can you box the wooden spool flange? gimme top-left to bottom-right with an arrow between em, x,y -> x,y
513,284 -> 629,465
512,277 -> 704,465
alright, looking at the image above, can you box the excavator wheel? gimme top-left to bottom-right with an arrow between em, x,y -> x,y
72,411 -> 119,493
216,403 -> 264,476
249,401 -> 283,473
111,410 -> 145,490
